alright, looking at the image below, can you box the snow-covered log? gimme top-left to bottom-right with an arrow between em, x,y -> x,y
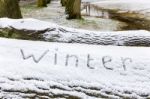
0,37 -> 150,98
0,18 -> 150,46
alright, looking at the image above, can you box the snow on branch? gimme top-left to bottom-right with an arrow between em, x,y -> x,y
0,18 -> 150,46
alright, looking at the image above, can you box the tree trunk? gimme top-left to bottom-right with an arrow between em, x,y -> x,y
0,0 -> 22,19
37,0 -> 47,7
61,0 -> 67,6
66,0 -> 81,19
46,0 -> 51,4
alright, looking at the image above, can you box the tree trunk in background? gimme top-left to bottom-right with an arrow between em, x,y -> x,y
66,0 -> 81,19
37,0 -> 47,7
46,0 -> 51,4
0,0 -> 22,19
61,0 -> 67,6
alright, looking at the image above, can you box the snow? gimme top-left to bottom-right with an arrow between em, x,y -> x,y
0,0 -> 149,98
0,16 -> 150,98
81,0 -> 150,19
1,18 -> 150,46
0,37 -> 150,98
91,0 -> 150,15
0,18 -> 57,31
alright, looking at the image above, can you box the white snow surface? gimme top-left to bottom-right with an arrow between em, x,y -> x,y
0,37 -> 150,98
0,18 -> 149,34
0,18 -> 150,98
0,18 -> 57,31
91,0 -> 150,14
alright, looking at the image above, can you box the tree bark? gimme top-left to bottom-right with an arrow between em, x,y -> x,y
46,0 -> 51,4
0,0 -> 22,19
0,77 -> 140,99
43,28 -> 150,46
1,25 -> 150,46
65,0 -> 81,19
37,0 -> 47,7
61,0 -> 67,6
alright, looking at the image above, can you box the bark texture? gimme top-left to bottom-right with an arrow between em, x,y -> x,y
0,0 -> 22,19
65,0 -> 81,19
0,76 -> 149,99
37,0 -> 47,7
0,26 -> 150,46
61,0 -> 67,6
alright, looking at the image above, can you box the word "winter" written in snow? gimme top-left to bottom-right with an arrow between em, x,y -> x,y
20,49 -> 132,71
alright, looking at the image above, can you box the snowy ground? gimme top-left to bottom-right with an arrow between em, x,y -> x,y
82,0 -> 150,31
90,0 -> 150,19
21,0 -> 126,31
21,0 -> 150,31
0,18 -> 150,98
0,37 -> 150,98
0,0 -> 150,98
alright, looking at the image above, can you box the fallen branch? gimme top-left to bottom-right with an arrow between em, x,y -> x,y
0,18 -> 150,46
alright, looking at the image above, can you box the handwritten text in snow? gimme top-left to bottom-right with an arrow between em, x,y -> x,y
20,49 -> 132,71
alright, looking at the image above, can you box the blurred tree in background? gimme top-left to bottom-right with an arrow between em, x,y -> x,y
37,0 -> 47,7
65,0 -> 81,19
0,0 -> 22,19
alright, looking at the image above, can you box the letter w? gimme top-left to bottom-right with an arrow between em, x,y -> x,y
20,49 -> 49,63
